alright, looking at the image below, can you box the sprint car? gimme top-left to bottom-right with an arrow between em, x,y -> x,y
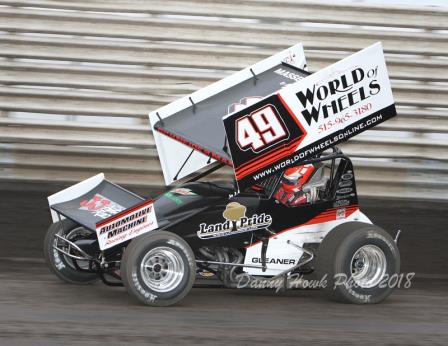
44,43 -> 400,306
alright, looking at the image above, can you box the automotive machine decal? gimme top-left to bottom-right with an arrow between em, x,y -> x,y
96,200 -> 158,250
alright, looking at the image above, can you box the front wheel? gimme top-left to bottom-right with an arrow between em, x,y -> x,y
316,222 -> 400,304
121,230 -> 196,307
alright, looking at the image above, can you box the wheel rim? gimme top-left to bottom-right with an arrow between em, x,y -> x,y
351,245 -> 387,288
140,246 -> 185,293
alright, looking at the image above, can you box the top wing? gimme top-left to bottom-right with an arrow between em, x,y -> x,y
149,44 -> 308,185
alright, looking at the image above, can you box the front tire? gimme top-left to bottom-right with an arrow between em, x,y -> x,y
121,230 -> 196,307
316,222 -> 400,304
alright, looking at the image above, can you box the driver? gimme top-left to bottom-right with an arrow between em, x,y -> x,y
274,164 -> 315,206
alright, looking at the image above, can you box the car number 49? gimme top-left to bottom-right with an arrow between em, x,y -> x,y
236,105 -> 288,153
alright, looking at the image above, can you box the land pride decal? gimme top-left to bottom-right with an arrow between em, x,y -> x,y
223,42 -> 397,191
197,202 -> 272,239
96,200 -> 158,250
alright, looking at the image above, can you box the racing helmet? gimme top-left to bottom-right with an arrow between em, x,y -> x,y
281,164 -> 315,193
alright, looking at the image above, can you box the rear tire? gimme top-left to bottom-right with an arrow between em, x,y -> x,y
121,230 -> 196,307
316,222 -> 400,304
44,220 -> 99,285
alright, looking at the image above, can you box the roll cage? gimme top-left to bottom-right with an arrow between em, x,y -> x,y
187,146 -> 353,203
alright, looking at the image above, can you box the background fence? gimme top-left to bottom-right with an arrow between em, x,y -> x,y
0,0 -> 447,199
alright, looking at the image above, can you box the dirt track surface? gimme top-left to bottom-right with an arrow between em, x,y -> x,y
0,186 -> 447,345
0,259 -> 447,346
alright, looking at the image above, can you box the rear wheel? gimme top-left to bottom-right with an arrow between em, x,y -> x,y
121,230 -> 196,307
316,222 -> 400,304
44,219 -> 99,285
